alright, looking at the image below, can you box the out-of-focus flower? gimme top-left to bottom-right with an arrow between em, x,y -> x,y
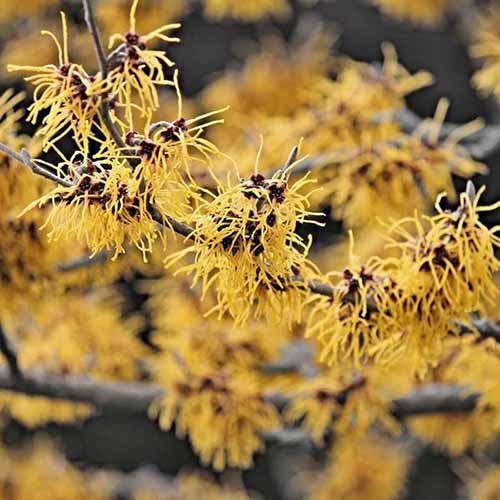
370,0 -> 453,26
285,363 -> 405,443
467,466 -> 500,500
471,4 -> 500,101
319,99 -> 486,227
0,290 -> 144,426
307,434 -> 410,500
202,0 -> 290,21
0,439 -> 111,500
150,365 -> 281,470
134,470 -> 250,500
0,0 -> 57,24
409,335 -> 500,455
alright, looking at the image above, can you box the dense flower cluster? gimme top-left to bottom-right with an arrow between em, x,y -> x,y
168,160 -> 323,324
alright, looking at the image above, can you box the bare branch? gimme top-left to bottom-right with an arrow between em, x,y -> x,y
82,0 -> 108,78
0,368 -> 161,414
390,383 -> 480,418
0,325 -> 21,378
0,142 -> 72,187
395,108 -> 500,159
57,250 -> 109,272
0,368 -> 482,419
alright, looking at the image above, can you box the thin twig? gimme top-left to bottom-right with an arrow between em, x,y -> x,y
57,250 -> 109,272
82,0 -> 132,153
0,325 -> 21,378
151,209 -> 195,241
101,101 -> 129,151
0,142 -> 72,187
82,0 -> 108,78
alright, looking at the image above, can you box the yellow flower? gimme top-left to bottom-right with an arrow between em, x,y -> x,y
285,365 -> 402,443
371,0 -> 453,26
21,151 -> 181,261
203,32 -> 333,122
98,0 -> 188,44
167,154 -> 323,325
202,0 -> 290,21
408,335 -> 500,455
204,43 -> 432,177
0,290 -> 144,426
0,0 -> 57,24
307,434 -> 410,500
471,4 -> 500,100
150,365 -> 281,470
134,471 -> 250,500
0,439 -> 110,500
8,13 -> 105,150
107,0 -> 180,121
0,90 -> 47,214
0,394 -> 92,428
468,466 -> 500,500
306,238 -> 396,368
124,71 -> 227,192
322,99 -> 486,227
410,412 -> 498,457
376,184 -> 500,374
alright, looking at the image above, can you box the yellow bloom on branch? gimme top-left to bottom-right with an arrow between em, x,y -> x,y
306,259 -> 394,367
8,13 -> 105,150
125,71 -> 227,192
374,184 -> 500,375
167,153 -> 323,325
308,434 -> 410,500
318,99 -> 486,227
107,0 -> 180,121
202,0 -> 290,21
21,152 -> 175,261
0,439 -> 110,500
150,364 -> 280,471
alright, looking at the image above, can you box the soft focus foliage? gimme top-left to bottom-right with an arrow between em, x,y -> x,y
307,434 -> 410,500
370,0 -> 453,25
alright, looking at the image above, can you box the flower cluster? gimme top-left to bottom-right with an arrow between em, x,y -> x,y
318,100 -> 487,227
150,366 -> 280,470
168,159 -> 322,325
471,4 -> 500,100
370,0 -> 453,25
201,0 -> 290,20
307,186 -> 500,377
0,439 -> 110,500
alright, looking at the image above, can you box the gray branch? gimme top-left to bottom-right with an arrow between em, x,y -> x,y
0,367 -> 482,419
394,108 -> 500,159
0,325 -> 21,378
0,142 -> 72,187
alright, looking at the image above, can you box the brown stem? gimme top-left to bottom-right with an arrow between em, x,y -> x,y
0,325 -> 21,378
